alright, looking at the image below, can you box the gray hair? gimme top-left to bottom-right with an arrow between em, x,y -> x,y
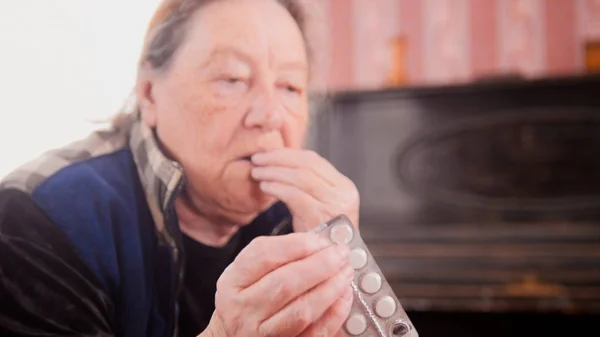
144,0 -> 318,73
112,0 -> 326,128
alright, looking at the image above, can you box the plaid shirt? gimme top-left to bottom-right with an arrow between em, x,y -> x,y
0,111 -> 294,337
0,112 -> 182,236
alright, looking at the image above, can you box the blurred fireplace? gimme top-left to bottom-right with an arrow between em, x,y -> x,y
308,74 -> 600,336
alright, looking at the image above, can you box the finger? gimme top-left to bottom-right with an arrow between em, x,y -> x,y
259,181 -> 325,218
298,287 -> 354,337
252,149 -> 341,183
257,262 -> 354,336
251,166 -> 336,203
259,181 -> 341,230
245,244 -> 351,319
222,232 -> 332,289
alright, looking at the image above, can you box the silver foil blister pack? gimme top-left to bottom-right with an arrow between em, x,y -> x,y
311,214 -> 418,337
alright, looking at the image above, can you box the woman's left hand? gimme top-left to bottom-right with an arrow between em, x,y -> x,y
251,149 -> 360,232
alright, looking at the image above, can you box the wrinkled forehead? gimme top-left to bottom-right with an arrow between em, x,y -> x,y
178,0 -> 309,69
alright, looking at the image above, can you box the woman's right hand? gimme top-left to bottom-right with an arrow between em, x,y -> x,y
204,232 -> 354,337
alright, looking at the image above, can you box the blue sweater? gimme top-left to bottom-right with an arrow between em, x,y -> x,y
0,116 -> 292,337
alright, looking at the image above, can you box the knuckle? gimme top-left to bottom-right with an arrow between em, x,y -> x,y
215,266 -> 232,291
316,328 -> 331,337
323,248 -> 343,266
298,170 -> 313,187
331,299 -> 352,321
351,186 -> 360,201
225,315 -> 243,336
261,254 -> 281,270
345,180 -> 360,200
214,284 -> 232,306
214,299 -> 244,336
214,287 -> 225,305
243,237 -> 269,260
250,236 -> 270,250
256,323 -> 276,337
294,305 -> 314,330
214,287 -> 233,312
297,235 -> 318,255
272,277 -> 295,300
306,149 -> 321,161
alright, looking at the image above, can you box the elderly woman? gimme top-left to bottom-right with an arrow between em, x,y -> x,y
0,0 -> 360,336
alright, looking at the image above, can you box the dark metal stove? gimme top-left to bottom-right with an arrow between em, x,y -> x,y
309,74 -> 600,336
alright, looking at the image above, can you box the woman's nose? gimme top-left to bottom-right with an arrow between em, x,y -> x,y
244,89 -> 284,131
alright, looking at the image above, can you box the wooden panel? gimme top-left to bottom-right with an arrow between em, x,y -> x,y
385,37 -> 409,87
585,41 -> 600,72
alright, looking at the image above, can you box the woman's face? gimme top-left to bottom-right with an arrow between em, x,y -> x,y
138,0 -> 310,223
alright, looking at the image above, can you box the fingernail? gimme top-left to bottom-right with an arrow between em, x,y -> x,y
251,153 -> 265,164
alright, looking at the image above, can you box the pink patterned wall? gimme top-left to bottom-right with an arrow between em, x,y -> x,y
497,0 -> 546,76
351,0 -> 401,88
325,0 -> 600,91
423,0 -> 471,84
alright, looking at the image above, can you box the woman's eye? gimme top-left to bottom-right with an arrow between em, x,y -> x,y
220,77 -> 242,84
215,77 -> 248,93
285,85 -> 299,93
278,83 -> 302,95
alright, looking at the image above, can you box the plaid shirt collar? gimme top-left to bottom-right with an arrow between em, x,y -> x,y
128,115 -> 184,232
126,114 -> 292,237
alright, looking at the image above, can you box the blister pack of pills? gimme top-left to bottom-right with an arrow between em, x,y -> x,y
311,214 -> 419,337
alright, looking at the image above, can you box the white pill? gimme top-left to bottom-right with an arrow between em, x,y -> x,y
375,296 -> 397,318
345,313 -> 367,335
329,224 -> 353,244
350,248 -> 368,269
360,272 -> 382,294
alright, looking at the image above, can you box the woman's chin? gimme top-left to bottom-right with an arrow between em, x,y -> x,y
217,166 -> 280,223
223,184 -> 278,224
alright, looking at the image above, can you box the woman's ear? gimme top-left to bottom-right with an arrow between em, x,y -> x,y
136,62 -> 158,127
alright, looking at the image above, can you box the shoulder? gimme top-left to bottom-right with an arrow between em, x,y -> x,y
0,126 -> 130,193
0,125 -> 149,294
31,148 -> 142,215
0,188 -> 65,241
0,124 -> 141,223
0,187 -> 115,335
0,187 -> 110,287
0,189 -> 114,336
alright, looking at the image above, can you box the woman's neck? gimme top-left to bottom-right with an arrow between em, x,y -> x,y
174,194 -> 240,247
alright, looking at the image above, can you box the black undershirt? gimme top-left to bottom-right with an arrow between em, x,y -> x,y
0,188 -> 291,337
176,231 -> 245,337
175,202 -> 292,337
